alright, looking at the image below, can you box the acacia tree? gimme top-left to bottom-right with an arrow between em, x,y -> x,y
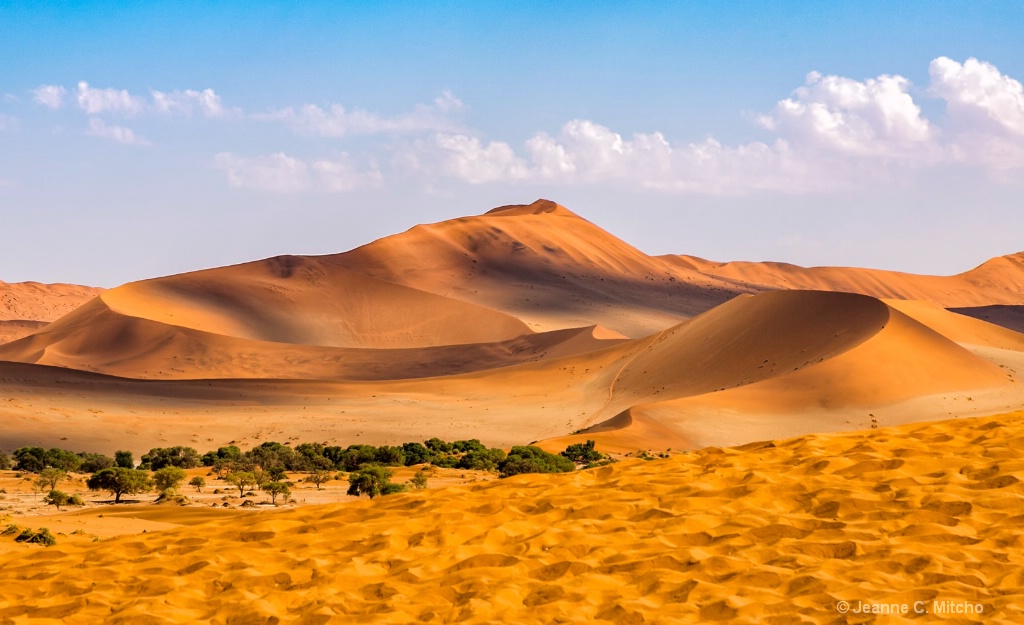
263,481 -> 291,505
86,468 -> 153,503
304,468 -> 333,491
189,477 -> 206,492
153,466 -> 187,494
224,471 -> 257,497
347,466 -> 405,499
44,490 -> 70,510
36,468 -> 67,493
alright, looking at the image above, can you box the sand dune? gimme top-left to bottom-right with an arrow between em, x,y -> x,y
2,411 -> 1023,623
667,250 -> 1024,308
0,280 -> 102,345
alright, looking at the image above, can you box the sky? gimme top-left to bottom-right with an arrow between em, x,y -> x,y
1,1 -> 1023,287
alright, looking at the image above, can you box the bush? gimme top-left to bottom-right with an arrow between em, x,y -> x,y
409,470 -> 429,490
457,448 -> 506,471
44,489 -> 71,510
452,439 -> 486,454
0,451 -> 10,470
498,446 -> 575,478
189,477 -> 206,492
46,448 -> 82,472
561,440 -> 604,464
15,527 -> 56,547
431,454 -> 459,469
347,466 -> 397,499
424,438 -> 453,454
340,445 -> 378,472
36,468 -> 67,492
139,446 -> 200,470
68,494 -> 85,506
114,450 -> 134,469
86,468 -> 153,503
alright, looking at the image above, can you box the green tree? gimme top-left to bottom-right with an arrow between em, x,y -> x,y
401,442 -> 433,466
453,439 -> 486,453
13,447 -> 47,472
44,489 -> 71,510
304,468 -> 333,490
189,476 -> 206,492
139,446 -> 200,470
498,446 -> 575,478
424,438 -> 453,454
263,481 -> 291,505
153,466 -> 187,494
457,448 -> 506,471
77,452 -> 115,473
561,440 -> 604,464
340,445 -> 379,471
114,450 -> 134,469
347,466 -> 397,499
374,445 -> 406,467
45,448 -> 82,472
202,445 -> 240,467
86,468 -> 153,503
224,471 -> 257,497
36,468 -> 67,492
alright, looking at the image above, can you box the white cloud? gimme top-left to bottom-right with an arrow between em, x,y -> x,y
151,88 -> 229,118
86,118 -> 150,145
264,90 -> 463,136
930,56 -> 1024,136
214,152 -> 380,193
32,85 -> 67,109
76,82 -> 145,115
429,134 -> 529,183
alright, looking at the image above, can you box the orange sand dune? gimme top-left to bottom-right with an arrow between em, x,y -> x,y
666,250 -> 1024,308
327,199 -> 742,337
0,297 -> 626,380
2,411 -> 1023,623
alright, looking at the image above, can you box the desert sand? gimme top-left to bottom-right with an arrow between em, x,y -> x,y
0,280 -> 103,344
2,411 -> 1022,623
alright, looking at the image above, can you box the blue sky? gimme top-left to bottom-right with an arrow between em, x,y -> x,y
2,1 -> 1023,286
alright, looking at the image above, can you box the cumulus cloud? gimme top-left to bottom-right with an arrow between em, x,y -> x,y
151,88 -> 228,118
405,57 -> 1024,193
76,82 -> 145,115
32,85 -> 67,109
264,90 -> 463,137
214,152 -> 381,193
86,118 -> 150,145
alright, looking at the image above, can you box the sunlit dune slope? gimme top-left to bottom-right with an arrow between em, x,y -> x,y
327,199 -> 742,337
0,295 -> 626,380
666,251 -> 1024,308
3,411 -> 1024,624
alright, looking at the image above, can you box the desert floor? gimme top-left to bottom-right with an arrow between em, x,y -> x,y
2,411 -> 1022,624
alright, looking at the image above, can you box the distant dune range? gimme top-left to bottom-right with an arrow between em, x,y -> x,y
0,280 -> 103,344
0,199 -> 1022,454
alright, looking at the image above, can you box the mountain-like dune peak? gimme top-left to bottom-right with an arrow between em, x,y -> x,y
328,199 -> 742,337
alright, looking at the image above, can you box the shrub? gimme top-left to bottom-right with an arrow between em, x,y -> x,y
424,438 -> 453,454
189,477 -> 206,492
452,439 -> 486,454
15,527 -> 56,547
347,466 -> 397,499
44,489 -> 70,510
86,468 -> 153,503
561,440 -> 604,464
409,470 -> 429,490
431,455 -> 459,469
498,446 -> 575,478
68,494 -> 85,506
0,451 -> 10,470
114,450 -> 134,469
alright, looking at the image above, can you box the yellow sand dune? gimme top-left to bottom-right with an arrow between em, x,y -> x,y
2,411 -> 1022,623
